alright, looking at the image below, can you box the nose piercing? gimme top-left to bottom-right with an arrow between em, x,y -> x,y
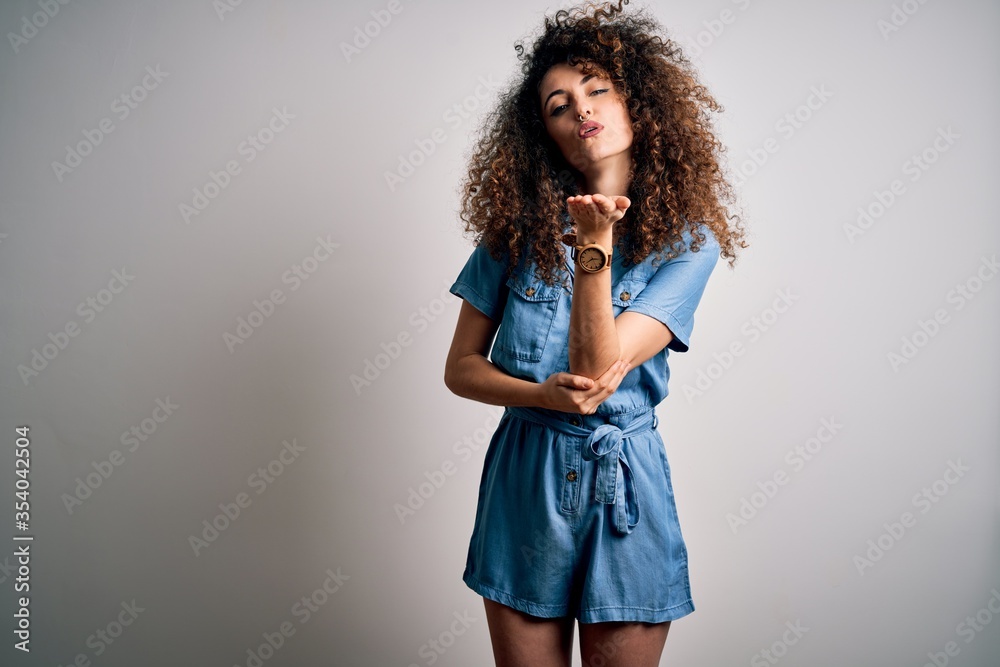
578,111 -> 590,122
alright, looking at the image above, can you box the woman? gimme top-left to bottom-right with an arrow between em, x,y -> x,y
443,1 -> 747,664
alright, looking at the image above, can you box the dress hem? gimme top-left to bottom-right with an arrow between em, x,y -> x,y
463,569 -> 695,624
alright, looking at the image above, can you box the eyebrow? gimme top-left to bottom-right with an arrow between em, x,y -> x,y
543,73 -> 598,109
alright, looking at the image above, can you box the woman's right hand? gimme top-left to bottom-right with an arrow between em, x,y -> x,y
537,359 -> 632,415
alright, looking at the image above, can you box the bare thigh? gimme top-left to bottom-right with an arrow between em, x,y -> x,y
578,620 -> 670,667
483,598 -> 576,667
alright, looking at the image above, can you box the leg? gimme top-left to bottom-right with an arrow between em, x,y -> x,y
483,597 -> 576,667
578,620 -> 670,667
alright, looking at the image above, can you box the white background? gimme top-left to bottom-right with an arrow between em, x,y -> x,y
1,0 -> 998,665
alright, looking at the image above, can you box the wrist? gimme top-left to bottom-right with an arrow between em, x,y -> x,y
529,380 -> 550,410
569,232 -> 614,273
576,227 -> 614,246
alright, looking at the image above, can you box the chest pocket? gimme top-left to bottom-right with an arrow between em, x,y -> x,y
495,273 -> 563,363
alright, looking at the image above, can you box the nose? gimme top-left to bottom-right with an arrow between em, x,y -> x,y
573,98 -> 592,121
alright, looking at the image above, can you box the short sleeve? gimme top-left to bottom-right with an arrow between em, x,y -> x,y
449,243 -> 511,322
625,227 -> 720,353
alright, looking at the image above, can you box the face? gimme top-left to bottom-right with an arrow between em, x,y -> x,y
538,61 -> 634,178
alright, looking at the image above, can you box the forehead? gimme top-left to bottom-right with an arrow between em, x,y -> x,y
539,62 -> 608,96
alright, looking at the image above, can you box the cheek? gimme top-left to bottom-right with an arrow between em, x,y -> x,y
618,113 -> 634,143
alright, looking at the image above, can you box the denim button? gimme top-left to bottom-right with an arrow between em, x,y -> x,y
619,291 -> 631,300
566,470 -> 577,481
570,418 -> 580,426
525,287 -> 535,296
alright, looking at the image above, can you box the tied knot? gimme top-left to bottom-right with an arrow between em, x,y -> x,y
501,406 -> 658,537
581,423 -> 639,536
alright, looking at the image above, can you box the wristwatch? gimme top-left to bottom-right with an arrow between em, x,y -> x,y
562,233 -> 612,273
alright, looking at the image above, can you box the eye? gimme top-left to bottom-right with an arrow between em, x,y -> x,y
550,89 -> 610,117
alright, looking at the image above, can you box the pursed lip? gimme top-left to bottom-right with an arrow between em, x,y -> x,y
578,121 -> 604,138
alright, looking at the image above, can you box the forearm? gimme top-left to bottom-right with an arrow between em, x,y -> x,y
447,354 -> 548,409
569,227 -> 621,378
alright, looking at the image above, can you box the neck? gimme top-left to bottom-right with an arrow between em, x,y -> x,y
576,154 -> 632,199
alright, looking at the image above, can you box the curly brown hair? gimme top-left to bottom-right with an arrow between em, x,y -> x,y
455,0 -> 748,288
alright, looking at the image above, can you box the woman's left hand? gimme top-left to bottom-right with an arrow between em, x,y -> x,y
567,193 -> 631,237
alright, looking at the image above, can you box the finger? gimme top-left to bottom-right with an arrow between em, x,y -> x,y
594,194 -> 613,212
603,360 -> 630,392
578,374 -> 611,399
602,359 -> 627,378
586,366 -> 622,398
610,364 -> 631,391
590,362 -> 619,388
559,373 -> 594,389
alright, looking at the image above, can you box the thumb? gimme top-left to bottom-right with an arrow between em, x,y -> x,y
569,374 -> 594,389
615,196 -> 631,210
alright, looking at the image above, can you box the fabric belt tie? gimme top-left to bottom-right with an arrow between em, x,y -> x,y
504,406 -> 658,536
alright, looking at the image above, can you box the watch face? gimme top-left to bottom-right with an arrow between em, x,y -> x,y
579,247 -> 607,272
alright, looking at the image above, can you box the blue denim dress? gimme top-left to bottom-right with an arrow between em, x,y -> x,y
449,221 -> 720,623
